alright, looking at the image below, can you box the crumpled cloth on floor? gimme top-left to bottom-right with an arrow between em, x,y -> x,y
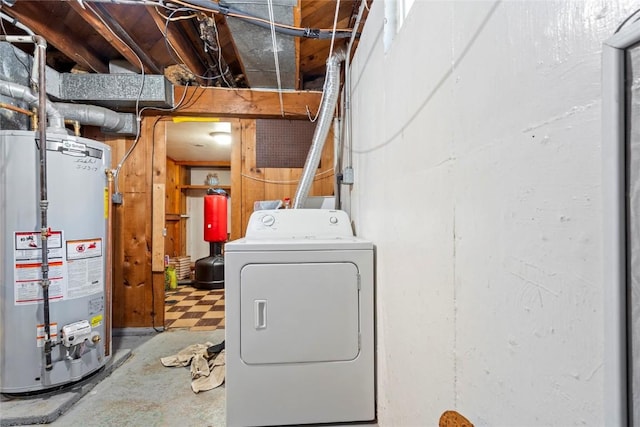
161,342 -> 225,393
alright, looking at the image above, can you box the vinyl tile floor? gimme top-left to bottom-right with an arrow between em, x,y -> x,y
164,285 -> 225,331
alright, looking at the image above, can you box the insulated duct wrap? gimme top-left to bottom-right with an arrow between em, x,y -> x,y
55,103 -> 127,132
0,80 -> 65,131
0,80 -> 136,134
293,48 -> 346,209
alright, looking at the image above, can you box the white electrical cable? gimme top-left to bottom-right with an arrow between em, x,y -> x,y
209,15 -> 231,87
85,1 -> 146,195
266,0 -> 284,117
306,0 -> 341,123
327,0 -> 340,64
241,168 -> 334,184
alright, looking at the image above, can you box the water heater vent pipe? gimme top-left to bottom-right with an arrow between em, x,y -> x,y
55,103 -> 127,132
293,48 -> 346,209
0,79 -> 65,132
0,80 -> 130,133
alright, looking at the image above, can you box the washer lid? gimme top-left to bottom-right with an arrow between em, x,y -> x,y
240,262 -> 360,364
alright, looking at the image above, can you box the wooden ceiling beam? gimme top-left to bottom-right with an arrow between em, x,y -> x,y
69,2 -> 147,74
2,7 -> 109,73
77,2 -> 163,74
146,6 -> 208,81
173,87 -> 321,118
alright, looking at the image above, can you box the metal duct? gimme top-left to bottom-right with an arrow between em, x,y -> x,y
0,79 -> 65,131
58,73 -> 174,109
293,48 -> 346,209
223,0 -> 297,89
0,80 -> 137,135
55,103 -> 128,133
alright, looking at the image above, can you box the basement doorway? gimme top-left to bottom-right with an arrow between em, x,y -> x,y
163,118 -> 232,331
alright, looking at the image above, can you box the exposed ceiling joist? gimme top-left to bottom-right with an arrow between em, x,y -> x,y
68,2 -> 146,73
80,2 -> 163,74
145,5 -> 208,80
3,5 -> 109,73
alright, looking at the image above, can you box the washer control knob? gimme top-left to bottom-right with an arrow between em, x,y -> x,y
261,214 -> 275,227
329,216 -> 338,224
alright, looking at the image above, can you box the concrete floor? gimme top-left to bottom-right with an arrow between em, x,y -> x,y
2,329 -> 378,427
1,329 -> 226,427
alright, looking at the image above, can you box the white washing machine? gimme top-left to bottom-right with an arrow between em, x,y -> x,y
225,209 -> 375,427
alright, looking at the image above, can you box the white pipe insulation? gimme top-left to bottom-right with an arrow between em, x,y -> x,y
293,48 -> 346,209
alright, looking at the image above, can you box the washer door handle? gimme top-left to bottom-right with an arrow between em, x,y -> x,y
254,300 -> 267,329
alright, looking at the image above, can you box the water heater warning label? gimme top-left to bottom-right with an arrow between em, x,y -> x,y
36,323 -> 58,348
13,231 -> 66,305
15,231 -> 63,260
12,232 -> 104,305
66,238 -> 103,299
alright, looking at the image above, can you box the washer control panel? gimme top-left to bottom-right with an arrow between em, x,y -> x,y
246,209 -> 353,238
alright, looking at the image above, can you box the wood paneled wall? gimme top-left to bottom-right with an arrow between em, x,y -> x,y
165,157 -> 187,258
91,87 -> 332,328
233,119 -> 335,238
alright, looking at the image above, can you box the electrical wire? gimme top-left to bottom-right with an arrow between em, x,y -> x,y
137,81 -> 192,117
155,7 -> 198,21
306,0 -> 341,123
266,0 -> 284,117
327,0 -> 341,64
158,7 -> 231,84
615,7 -> 640,34
0,11 -> 33,82
85,2 -> 197,189
241,168 -> 334,184
170,0 -> 355,38
208,13 -> 232,87
114,82 -> 192,195
84,1 -> 147,195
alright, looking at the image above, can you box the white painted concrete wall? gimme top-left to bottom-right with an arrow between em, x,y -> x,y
345,1 -> 634,425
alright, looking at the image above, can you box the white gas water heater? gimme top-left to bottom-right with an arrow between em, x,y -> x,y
0,129 -> 112,393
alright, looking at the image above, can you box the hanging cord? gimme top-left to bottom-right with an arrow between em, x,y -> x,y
615,7 -> 640,33
84,1 -> 146,196
171,0 -> 355,37
266,0 -> 284,117
205,13 -> 232,87
306,0 -> 341,122
327,0 -> 340,64
241,168 -> 334,184
0,11 -> 32,81
156,6 -> 232,84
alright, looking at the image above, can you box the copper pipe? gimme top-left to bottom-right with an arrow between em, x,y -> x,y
64,119 -> 81,136
0,101 -> 33,116
104,169 -> 114,358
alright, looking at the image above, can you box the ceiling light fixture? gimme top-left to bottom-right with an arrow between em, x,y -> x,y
209,131 -> 231,145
